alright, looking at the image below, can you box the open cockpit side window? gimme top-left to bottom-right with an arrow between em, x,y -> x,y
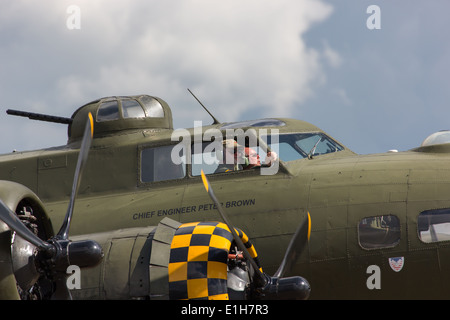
190,140 -> 277,176
188,131 -> 344,176
191,141 -> 236,176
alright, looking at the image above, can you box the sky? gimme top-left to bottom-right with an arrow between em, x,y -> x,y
0,0 -> 449,155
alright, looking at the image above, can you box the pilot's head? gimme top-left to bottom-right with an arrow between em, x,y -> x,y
222,139 -> 244,164
244,147 -> 261,169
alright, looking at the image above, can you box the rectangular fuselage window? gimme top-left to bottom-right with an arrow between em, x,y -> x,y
358,215 -> 401,249
141,145 -> 186,182
418,208 -> 450,243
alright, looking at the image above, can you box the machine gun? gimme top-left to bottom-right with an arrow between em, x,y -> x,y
6,109 -> 72,125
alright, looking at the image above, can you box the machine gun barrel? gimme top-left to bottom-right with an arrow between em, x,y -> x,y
6,109 -> 72,125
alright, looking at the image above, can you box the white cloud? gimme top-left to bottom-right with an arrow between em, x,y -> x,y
0,0 -> 335,152
56,0 -> 335,117
322,41 -> 342,68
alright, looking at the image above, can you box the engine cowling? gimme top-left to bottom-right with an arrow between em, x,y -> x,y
0,180 -> 54,300
66,217 -> 264,300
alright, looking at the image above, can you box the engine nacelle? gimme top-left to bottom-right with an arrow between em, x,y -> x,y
0,180 -> 54,300
0,180 -> 53,239
68,217 -> 259,300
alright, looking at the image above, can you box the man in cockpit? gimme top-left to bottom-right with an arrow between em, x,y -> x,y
215,139 -> 278,173
243,146 -> 278,170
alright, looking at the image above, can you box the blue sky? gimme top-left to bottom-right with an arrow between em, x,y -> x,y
0,0 -> 449,155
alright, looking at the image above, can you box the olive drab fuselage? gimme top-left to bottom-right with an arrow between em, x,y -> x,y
2,94 -> 450,299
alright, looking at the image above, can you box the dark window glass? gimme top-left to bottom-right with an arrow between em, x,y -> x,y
97,100 -> 119,121
141,145 -> 186,182
358,215 -> 401,249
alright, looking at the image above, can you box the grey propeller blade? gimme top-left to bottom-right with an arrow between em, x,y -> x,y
200,170 -> 267,287
273,212 -> 311,278
57,113 -> 93,240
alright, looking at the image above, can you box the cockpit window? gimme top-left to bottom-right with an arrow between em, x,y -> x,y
97,100 -> 120,121
263,132 -> 344,162
189,132 -> 344,176
191,142 -> 224,176
418,208 -> 450,243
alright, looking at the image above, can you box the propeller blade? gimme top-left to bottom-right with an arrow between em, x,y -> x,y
200,170 -> 311,299
273,212 -> 311,278
57,112 -> 94,240
0,199 -> 53,251
200,170 -> 267,287
0,113 -> 99,300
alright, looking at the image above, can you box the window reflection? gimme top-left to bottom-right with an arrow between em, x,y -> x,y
97,100 -> 119,121
139,96 -> 164,118
358,215 -> 401,249
418,208 -> 450,243
122,99 -> 145,119
264,132 -> 344,162
97,96 -> 165,122
189,132 -> 345,176
141,145 -> 186,182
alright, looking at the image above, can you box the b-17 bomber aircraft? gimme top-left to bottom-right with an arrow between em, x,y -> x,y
1,93 -> 450,300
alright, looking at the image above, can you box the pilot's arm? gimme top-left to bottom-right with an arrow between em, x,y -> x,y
264,151 -> 278,166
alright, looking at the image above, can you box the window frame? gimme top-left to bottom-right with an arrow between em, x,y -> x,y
417,208 -> 450,244
138,143 -> 187,185
262,132 -> 345,162
96,100 -> 120,122
97,97 -> 165,123
121,99 -> 146,119
189,140 -> 271,177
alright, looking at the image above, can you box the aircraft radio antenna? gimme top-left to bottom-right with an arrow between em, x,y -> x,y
187,88 -> 220,125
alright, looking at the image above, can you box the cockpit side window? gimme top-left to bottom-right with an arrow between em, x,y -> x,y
190,139 -> 278,176
189,132 -> 345,176
191,142 -> 227,176
264,132 -> 344,162
140,145 -> 186,183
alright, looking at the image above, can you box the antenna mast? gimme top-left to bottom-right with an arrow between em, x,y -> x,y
187,88 -> 220,125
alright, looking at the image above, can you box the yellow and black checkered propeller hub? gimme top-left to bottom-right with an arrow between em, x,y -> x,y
168,221 -> 261,300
